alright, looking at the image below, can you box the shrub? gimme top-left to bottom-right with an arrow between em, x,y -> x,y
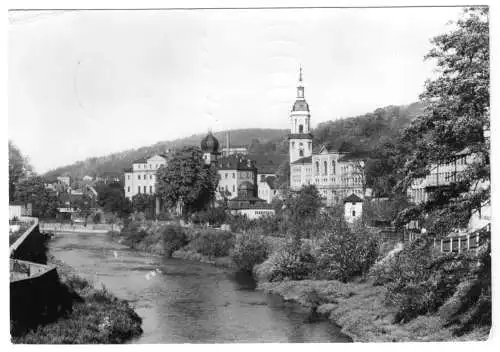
161,225 -> 188,257
188,229 -> 234,258
231,233 -> 270,273
382,237 -> 489,326
315,220 -> 379,282
192,207 -> 227,226
93,212 -> 102,224
255,241 -> 316,282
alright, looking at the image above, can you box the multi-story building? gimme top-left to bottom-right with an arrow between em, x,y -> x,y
215,154 -> 258,201
124,153 -> 169,200
407,148 -> 475,205
288,68 -> 365,206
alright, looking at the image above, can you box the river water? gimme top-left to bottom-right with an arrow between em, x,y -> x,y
49,232 -> 351,343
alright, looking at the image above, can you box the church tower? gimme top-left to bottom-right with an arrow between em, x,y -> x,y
288,67 -> 313,164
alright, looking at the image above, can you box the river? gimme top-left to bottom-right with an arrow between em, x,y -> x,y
49,231 -> 351,343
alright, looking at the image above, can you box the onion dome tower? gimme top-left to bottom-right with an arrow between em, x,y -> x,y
289,66 -> 313,164
201,130 -> 220,165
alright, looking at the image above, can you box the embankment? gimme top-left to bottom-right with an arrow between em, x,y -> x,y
10,221 -> 143,343
258,279 -> 490,342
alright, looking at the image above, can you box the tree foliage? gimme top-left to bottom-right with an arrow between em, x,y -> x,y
13,176 -> 59,218
9,141 -> 33,202
96,182 -> 131,218
156,146 -> 219,217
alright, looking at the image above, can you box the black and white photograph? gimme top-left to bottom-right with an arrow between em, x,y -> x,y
7,1 -> 492,345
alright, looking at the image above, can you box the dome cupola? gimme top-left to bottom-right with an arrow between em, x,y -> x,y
200,131 -> 220,153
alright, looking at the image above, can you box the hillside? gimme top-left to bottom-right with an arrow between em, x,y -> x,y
43,129 -> 288,181
43,102 -> 425,184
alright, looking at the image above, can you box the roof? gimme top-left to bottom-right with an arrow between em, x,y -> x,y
292,99 -> 310,112
344,193 -> 363,203
265,176 -> 277,189
133,157 -> 148,164
291,156 -> 312,165
217,155 -> 257,171
288,133 -> 314,140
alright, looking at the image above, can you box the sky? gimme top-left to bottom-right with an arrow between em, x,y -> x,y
8,7 -> 463,173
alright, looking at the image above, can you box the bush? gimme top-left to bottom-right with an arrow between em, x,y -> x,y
161,225 -> 188,257
382,237 -> 490,327
187,229 -> 234,258
192,207 -> 227,227
255,241 -> 316,282
314,220 -> 379,282
231,233 -> 270,273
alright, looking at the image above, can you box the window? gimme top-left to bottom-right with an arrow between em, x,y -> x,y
144,186 -> 147,194
299,149 -> 304,157
233,173 -> 235,179
127,175 -> 130,180
225,173 -> 228,179
150,186 -> 153,193
324,161 -> 328,175
150,175 -> 153,180
299,124 -> 304,133
332,160 -> 336,175
233,185 -> 235,192
127,186 -> 130,192
352,210 -> 356,217
138,186 -> 141,194
150,164 -> 152,169
138,175 -> 141,180
315,161 -> 320,175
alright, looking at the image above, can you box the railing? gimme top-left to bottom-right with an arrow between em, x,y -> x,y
39,222 -> 120,233
9,217 -> 39,254
434,223 -> 490,254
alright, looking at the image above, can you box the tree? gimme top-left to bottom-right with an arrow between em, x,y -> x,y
13,176 -> 59,218
96,182 -> 131,218
285,185 -> 323,240
397,7 -> 489,233
72,194 -> 93,224
156,146 -> 219,218
131,193 -> 156,219
9,141 -> 32,202
274,160 -> 290,192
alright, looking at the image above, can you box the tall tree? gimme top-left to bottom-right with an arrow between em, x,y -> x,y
9,141 -> 32,202
96,181 -> 131,218
156,146 -> 219,217
397,7 -> 489,233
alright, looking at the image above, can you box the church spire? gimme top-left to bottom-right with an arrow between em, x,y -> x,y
297,66 -> 305,99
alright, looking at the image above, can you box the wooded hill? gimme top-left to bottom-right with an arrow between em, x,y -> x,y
43,102 -> 424,187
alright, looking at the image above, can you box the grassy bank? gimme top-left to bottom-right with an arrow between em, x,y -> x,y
12,256 -> 143,344
258,279 -> 490,342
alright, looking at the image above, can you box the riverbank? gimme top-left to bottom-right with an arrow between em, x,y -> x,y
258,279 -> 490,342
12,255 -> 143,344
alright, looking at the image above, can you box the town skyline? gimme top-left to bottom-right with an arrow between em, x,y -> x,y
9,7 -> 462,173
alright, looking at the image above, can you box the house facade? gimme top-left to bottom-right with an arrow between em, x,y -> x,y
124,154 -> 168,200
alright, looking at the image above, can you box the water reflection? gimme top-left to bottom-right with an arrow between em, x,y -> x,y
49,232 -> 351,343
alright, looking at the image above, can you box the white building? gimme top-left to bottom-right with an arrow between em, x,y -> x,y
288,68 -> 365,206
407,148 -> 476,204
344,193 -> 363,224
124,154 -> 169,199
257,175 -> 278,204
